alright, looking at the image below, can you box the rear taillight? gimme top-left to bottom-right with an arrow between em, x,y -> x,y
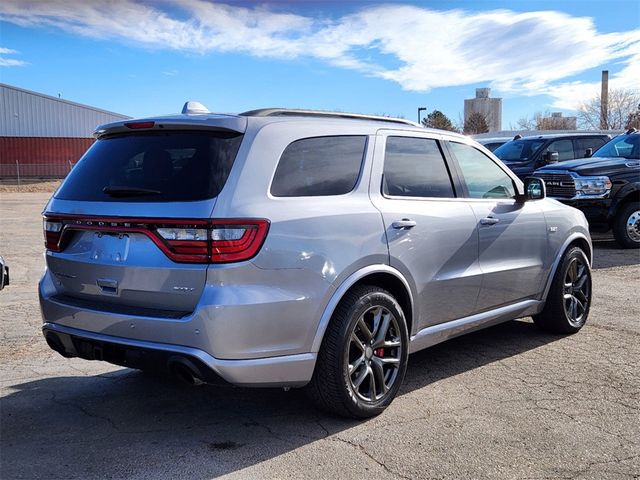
42,216 -> 269,264
155,226 -> 210,263
210,220 -> 270,263
43,219 -> 63,251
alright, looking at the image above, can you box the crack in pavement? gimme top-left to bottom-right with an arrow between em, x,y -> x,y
332,436 -> 413,480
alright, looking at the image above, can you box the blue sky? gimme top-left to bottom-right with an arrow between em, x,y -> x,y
1,0 -> 638,129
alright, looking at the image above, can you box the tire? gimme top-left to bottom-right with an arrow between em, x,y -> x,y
305,285 -> 409,418
533,246 -> 592,334
612,202 -> 640,249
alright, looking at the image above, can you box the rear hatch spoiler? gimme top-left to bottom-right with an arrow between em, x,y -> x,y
94,114 -> 248,139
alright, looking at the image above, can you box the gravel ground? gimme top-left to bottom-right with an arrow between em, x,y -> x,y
0,180 -> 61,193
0,192 -> 638,480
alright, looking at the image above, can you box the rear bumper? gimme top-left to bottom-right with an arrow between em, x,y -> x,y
42,322 -> 316,387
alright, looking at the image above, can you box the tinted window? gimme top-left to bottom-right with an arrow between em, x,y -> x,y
482,141 -> 506,152
543,139 -> 574,161
494,139 -> 546,162
271,136 -> 366,197
383,137 -> 454,198
575,137 -> 607,158
593,134 -> 639,159
56,131 -> 243,202
448,142 -> 516,199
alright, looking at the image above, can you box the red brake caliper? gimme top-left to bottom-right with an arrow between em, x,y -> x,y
374,348 -> 385,357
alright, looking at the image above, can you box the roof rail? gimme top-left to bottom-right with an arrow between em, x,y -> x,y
240,108 -> 421,127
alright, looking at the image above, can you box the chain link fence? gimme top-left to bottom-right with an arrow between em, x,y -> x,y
0,161 -> 75,185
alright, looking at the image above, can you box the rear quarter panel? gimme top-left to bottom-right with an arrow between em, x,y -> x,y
205,121 -> 389,359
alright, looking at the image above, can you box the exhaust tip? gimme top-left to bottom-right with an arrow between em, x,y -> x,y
168,356 -> 205,386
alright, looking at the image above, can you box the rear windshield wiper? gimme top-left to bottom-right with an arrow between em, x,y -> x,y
103,186 -> 162,197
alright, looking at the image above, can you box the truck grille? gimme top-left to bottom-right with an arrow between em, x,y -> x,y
535,173 -> 576,198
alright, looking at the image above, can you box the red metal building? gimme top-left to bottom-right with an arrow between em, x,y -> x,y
0,83 -> 129,178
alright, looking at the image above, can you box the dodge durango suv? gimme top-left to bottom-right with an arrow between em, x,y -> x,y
40,104 -> 593,417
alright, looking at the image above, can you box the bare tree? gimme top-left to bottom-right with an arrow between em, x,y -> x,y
536,113 -> 576,130
464,111 -> 489,134
626,104 -> 640,130
577,88 -> 640,130
515,115 -> 536,130
514,111 -> 576,131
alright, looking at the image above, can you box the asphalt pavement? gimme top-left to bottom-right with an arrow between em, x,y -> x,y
1,192 -> 638,479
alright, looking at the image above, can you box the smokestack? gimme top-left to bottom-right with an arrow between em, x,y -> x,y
600,70 -> 609,129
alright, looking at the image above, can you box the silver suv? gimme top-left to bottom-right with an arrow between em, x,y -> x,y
40,105 -> 593,417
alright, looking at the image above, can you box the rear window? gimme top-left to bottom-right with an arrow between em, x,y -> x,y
271,136 -> 366,197
56,131 -> 243,202
383,136 -> 455,198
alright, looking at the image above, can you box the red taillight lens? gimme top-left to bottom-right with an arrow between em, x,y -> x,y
42,216 -> 269,264
156,227 -> 209,263
210,220 -> 270,263
43,219 -> 63,251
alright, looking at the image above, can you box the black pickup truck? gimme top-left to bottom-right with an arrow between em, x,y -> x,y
533,129 -> 640,248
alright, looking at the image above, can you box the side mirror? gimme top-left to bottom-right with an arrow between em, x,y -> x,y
543,151 -> 559,164
519,177 -> 546,201
584,148 -> 593,158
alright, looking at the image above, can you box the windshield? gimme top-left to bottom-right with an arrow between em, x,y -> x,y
56,131 -> 243,202
592,134 -> 639,159
493,139 -> 546,162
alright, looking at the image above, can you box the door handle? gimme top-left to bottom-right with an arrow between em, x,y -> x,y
480,217 -> 500,226
392,219 -> 417,229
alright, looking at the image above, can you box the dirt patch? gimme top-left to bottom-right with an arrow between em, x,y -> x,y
0,180 -> 61,193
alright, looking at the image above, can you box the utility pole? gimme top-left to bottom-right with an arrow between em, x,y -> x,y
417,107 -> 426,125
600,70 -> 609,130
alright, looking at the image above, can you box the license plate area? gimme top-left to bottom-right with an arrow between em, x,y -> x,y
90,232 -> 130,263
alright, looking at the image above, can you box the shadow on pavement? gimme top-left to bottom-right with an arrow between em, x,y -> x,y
591,240 -> 640,269
0,319 -> 566,479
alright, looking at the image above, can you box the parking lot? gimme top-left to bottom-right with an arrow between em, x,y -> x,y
0,191 -> 638,480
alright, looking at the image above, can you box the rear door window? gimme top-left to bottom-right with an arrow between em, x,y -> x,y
383,137 -> 455,198
575,137 -> 607,158
543,139 -> 574,161
56,131 -> 243,202
271,136 -> 366,197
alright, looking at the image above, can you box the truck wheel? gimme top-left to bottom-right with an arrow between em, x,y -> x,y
612,203 -> 640,249
533,246 -> 591,334
305,285 -> 409,418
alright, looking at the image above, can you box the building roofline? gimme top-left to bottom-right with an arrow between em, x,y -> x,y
0,83 -> 131,119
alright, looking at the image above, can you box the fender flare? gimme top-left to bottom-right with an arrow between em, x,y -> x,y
310,264 -> 414,353
608,184 -> 640,221
540,232 -> 592,302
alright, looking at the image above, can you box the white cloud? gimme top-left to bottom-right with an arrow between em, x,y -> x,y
0,58 -> 26,66
0,1 -> 638,110
0,45 -> 26,66
540,42 -> 640,110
